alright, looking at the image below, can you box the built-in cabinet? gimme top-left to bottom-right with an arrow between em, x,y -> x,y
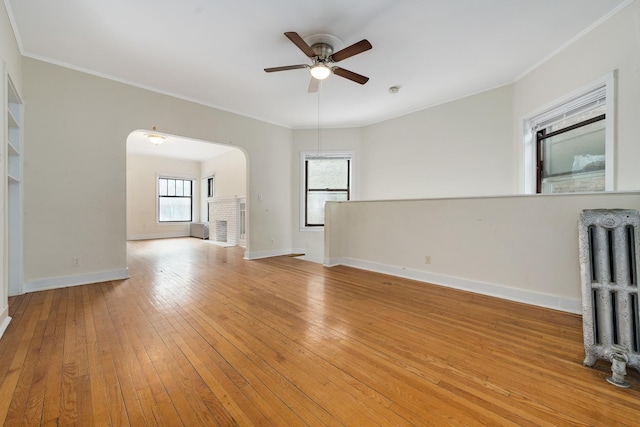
5,72 -> 23,296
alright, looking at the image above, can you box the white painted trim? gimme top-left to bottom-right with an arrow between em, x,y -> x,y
244,248 -> 305,260
127,231 -> 190,240
323,257 -> 341,267
212,195 -> 238,202
0,305 -> 11,340
332,257 -> 581,314
24,268 -> 130,293
3,0 -> 24,53
604,73 -> 616,190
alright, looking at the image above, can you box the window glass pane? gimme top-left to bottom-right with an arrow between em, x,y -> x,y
159,197 -> 191,221
176,180 -> 184,196
167,179 -> 176,196
159,178 -> 167,196
184,180 -> 191,197
307,159 -> 348,189
306,191 -> 348,225
541,120 -> 605,193
207,178 -> 214,197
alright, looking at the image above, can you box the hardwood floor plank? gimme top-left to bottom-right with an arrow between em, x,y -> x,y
1,237 -> 640,426
41,289 -> 65,425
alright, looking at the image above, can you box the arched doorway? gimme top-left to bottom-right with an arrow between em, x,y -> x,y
125,130 -> 248,248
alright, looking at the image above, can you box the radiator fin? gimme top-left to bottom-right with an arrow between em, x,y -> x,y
579,209 -> 640,372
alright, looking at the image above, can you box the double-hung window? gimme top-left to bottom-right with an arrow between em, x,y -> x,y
524,73 -> 615,194
302,152 -> 351,227
158,177 -> 193,222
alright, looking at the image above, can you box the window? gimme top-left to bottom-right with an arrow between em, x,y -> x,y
302,153 -> 352,227
524,73 -> 615,194
207,177 -> 214,198
158,177 -> 193,222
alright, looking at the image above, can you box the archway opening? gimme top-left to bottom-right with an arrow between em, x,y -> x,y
125,130 -> 248,249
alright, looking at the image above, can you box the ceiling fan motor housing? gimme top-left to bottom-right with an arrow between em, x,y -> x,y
311,43 -> 333,62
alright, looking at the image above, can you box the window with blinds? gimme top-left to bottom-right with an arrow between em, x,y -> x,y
530,84 -> 610,194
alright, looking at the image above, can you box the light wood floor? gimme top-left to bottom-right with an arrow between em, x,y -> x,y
1,238 -> 639,426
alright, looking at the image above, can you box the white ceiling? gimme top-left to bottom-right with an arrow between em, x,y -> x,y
126,130 -> 238,161
6,0 -> 629,130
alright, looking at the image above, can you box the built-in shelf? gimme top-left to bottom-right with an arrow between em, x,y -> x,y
5,71 -> 23,296
7,108 -> 18,128
8,151 -> 20,181
7,140 -> 18,155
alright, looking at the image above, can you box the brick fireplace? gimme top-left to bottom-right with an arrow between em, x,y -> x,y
209,196 -> 239,245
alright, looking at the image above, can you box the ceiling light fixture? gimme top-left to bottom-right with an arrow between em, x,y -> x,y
146,126 -> 166,145
310,63 -> 331,80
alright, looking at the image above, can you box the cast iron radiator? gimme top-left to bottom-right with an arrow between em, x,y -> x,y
578,209 -> 640,372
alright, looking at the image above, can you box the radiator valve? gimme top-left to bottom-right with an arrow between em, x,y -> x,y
606,344 -> 631,388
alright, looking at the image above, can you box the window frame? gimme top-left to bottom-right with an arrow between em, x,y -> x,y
207,177 -> 214,198
300,151 -> 353,230
535,113 -> 606,193
157,175 -> 194,223
522,71 -> 616,194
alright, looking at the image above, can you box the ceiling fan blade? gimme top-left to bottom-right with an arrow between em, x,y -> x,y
264,64 -> 309,73
331,39 -> 372,62
308,77 -> 319,93
333,67 -> 369,85
284,32 -> 316,58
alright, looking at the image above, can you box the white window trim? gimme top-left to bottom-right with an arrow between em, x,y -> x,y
522,71 -> 616,194
156,173 -> 197,224
200,175 -> 214,222
299,151 -> 354,231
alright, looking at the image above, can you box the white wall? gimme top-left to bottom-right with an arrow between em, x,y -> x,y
201,148 -> 246,198
325,193 -> 640,313
127,154 -> 201,240
360,84 -> 515,200
22,57 -> 293,292
0,0 -> 22,338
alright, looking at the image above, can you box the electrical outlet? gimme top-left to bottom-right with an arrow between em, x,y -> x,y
424,255 -> 431,264
270,238 -> 275,245
72,257 -> 81,267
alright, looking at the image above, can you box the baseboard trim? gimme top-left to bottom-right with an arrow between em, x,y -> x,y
244,248 -> 305,260
127,232 -> 190,240
333,257 -> 581,314
0,305 -> 11,340
24,268 -> 130,293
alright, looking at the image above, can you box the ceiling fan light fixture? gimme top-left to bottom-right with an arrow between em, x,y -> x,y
310,63 -> 331,80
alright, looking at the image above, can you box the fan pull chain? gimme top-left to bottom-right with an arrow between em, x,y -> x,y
317,80 -> 323,155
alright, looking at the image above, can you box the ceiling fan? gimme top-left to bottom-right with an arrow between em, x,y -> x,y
264,32 -> 372,93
